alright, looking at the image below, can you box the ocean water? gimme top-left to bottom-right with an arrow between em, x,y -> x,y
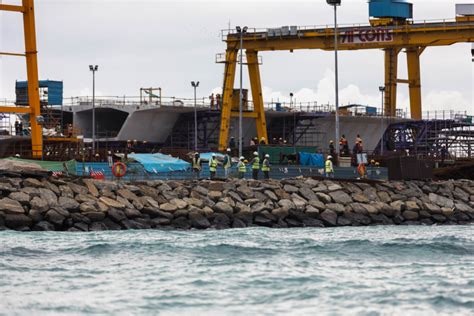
0,226 -> 473,316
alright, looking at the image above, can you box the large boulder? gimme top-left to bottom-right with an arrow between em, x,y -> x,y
9,192 -> 31,205
329,191 -> 352,205
0,198 -> 25,214
189,212 -> 211,229
5,214 -> 32,229
320,209 -> 338,226
58,196 -> 80,211
429,193 -> 454,208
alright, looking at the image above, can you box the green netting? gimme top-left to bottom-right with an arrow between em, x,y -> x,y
5,157 -> 77,175
258,146 -> 318,164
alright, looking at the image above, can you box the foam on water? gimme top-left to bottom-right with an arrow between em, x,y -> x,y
1,226 -> 473,315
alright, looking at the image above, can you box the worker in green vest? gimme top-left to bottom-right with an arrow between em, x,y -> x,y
223,148 -> 232,178
192,152 -> 201,179
262,154 -> 270,179
250,151 -> 260,180
209,153 -> 218,180
237,156 -> 246,179
325,155 -> 334,178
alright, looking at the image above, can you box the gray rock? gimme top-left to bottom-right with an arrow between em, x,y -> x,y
232,218 -> 247,228
337,216 -> 352,226
352,193 -> 369,203
160,203 -> 178,213
344,212 -> 371,225
5,214 -> 32,229
369,213 -> 393,225
254,215 -> 274,227
278,199 -> 296,211
329,191 -> 352,205
189,212 -> 211,229
80,202 -> 97,213
28,209 -> 43,222
67,182 -> 88,195
303,218 -> 324,227
402,210 -> 419,221
431,214 -> 446,222
45,209 -> 66,227
23,178 -> 44,188
58,196 -> 80,211
308,199 -> 325,210
125,208 -> 143,218
263,190 -> 278,201
406,201 -> 420,212
99,196 -> 126,209
9,192 -> 30,205
429,193 -> 454,208
237,186 -> 254,199
213,213 -> 230,229
327,183 -> 342,191
170,198 -> 188,210
272,208 -> 289,219
316,192 -> 332,204
173,209 -> 189,219
305,205 -> 320,218
376,191 -> 392,203
283,184 -> 299,193
423,202 -> 442,214
33,221 -> 55,231
103,218 -> 122,230
326,203 -> 345,214
390,200 -> 406,213
320,209 -> 338,226
0,198 -> 25,214
84,212 -> 106,222
214,202 -> 234,216
107,208 -> 127,222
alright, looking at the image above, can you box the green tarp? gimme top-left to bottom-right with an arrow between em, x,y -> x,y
5,157 -> 77,175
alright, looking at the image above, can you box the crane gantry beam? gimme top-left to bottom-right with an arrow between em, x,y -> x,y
218,20 -> 474,151
0,0 -> 42,158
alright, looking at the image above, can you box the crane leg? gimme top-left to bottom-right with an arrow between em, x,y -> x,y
384,48 -> 400,117
218,49 -> 238,151
246,50 -> 268,145
406,47 -> 424,120
23,0 -> 42,158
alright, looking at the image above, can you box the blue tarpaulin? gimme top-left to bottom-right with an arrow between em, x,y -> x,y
298,152 -> 324,167
128,153 -> 190,173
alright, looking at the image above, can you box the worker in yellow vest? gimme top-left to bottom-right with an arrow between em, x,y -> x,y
209,153 -> 218,180
250,151 -> 260,180
223,148 -> 232,178
192,152 -> 201,179
237,156 -> 246,179
325,155 -> 334,178
262,154 -> 270,179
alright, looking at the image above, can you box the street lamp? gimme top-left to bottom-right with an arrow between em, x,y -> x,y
326,0 -> 341,156
379,85 -> 385,156
191,81 -> 200,151
89,65 -> 98,155
236,25 -> 248,158
290,92 -> 294,107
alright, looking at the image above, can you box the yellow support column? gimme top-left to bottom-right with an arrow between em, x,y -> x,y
246,50 -> 268,145
384,48 -> 400,117
406,47 -> 424,120
218,48 -> 238,151
22,0 -> 42,158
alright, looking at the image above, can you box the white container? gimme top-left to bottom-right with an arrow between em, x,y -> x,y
456,3 -> 474,16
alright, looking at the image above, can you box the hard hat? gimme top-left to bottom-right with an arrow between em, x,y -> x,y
265,154 -> 269,158
330,140 -> 334,143
327,155 -> 332,159
227,148 -> 231,152
261,137 -> 265,140
212,153 -> 216,157
240,156 -> 244,160
253,151 -> 258,156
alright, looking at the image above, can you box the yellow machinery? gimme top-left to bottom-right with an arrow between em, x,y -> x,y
218,19 -> 474,151
0,0 -> 42,158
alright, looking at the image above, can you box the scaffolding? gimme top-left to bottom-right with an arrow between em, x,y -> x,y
374,117 -> 474,160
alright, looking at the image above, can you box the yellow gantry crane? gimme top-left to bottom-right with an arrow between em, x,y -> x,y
0,0 -> 42,158
218,19 -> 474,151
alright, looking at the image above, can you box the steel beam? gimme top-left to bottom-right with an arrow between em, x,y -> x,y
384,48 -> 400,117
406,47 -> 424,120
218,48 -> 238,151
0,4 -> 25,13
0,106 -> 31,114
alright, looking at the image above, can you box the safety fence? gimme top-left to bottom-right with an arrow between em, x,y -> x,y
75,162 -> 387,181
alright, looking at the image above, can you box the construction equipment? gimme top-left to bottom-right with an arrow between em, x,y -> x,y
0,0 -> 43,158
217,1 -> 474,151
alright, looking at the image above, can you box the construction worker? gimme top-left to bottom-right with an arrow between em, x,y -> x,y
237,156 -> 246,179
229,136 -> 236,149
262,154 -> 270,179
14,120 -> 20,135
192,152 -> 202,179
209,153 -> 218,180
250,151 -> 260,180
325,155 -> 334,178
223,148 -> 232,178
329,140 -> 336,157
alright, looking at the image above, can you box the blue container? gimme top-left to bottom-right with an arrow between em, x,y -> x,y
15,80 -> 63,105
369,0 -> 413,19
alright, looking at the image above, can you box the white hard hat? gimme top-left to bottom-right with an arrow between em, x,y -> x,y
327,155 -> 332,159
253,151 -> 258,155
240,156 -> 244,160
212,153 -> 216,157
227,148 -> 231,152
265,154 -> 269,158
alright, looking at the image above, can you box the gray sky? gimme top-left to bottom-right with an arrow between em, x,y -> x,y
1,0 -> 473,114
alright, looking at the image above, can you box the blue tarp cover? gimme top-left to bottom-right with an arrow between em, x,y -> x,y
298,152 -> 324,167
128,153 -> 190,173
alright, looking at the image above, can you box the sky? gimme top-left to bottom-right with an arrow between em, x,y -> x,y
0,0 -> 473,115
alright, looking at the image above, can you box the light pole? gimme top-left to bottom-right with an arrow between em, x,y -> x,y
379,86 -> 385,156
236,25 -> 248,158
290,92 -> 294,107
191,81 -> 199,151
326,0 -> 341,156
89,65 -> 98,155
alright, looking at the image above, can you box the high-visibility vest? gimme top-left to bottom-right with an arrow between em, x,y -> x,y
262,158 -> 270,172
238,162 -> 246,173
252,157 -> 260,170
209,158 -> 218,172
325,160 -> 333,173
224,154 -> 231,169
192,158 -> 201,170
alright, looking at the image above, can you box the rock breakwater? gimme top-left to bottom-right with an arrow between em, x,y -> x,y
0,175 -> 473,231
